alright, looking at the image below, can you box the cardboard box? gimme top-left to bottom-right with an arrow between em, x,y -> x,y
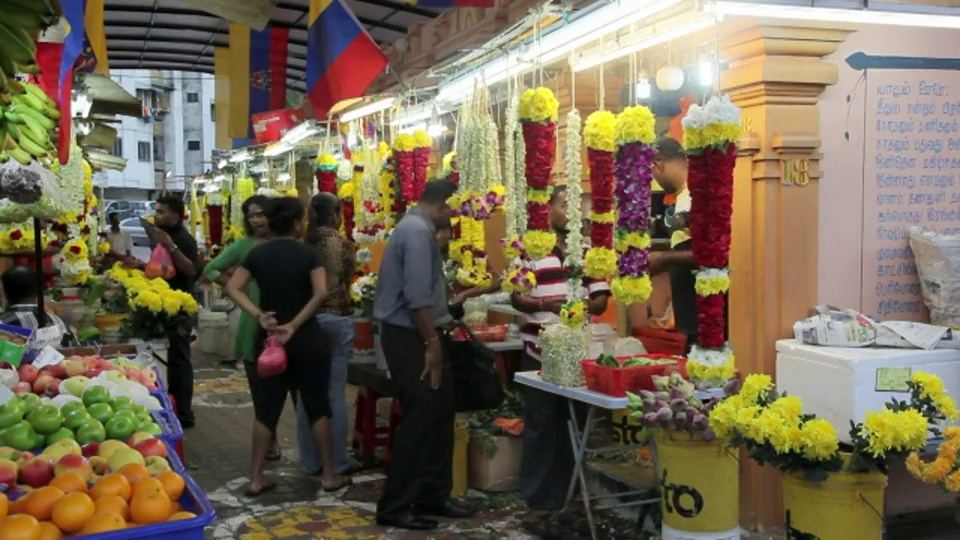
251,109 -> 305,144
468,435 -> 522,492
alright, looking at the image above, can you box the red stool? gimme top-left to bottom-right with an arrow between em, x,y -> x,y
383,400 -> 403,465
352,387 -> 389,458
166,393 -> 186,463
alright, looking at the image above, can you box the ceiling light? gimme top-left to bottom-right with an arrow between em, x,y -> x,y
276,172 -> 292,183
573,18 -> 714,72
427,123 -> 447,137
217,159 -> 228,168
635,79 -> 652,100
281,121 -> 319,145
213,174 -> 226,182
699,60 -> 715,87
706,1 -> 960,29
229,151 -> 252,163
400,123 -> 426,135
339,97 -> 396,123
263,142 -> 291,157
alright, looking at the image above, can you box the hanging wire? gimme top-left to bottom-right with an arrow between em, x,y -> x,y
598,34 -> 605,112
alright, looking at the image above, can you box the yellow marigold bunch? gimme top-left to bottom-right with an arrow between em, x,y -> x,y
739,374 -> 773,404
912,372 -> 959,420
860,408 -> 928,458
412,130 -> 432,149
907,426 -> 960,489
798,418 -> 840,460
583,110 -> 617,152
615,105 -> 656,145
393,133 -> 416,152
518,87 -> 559,123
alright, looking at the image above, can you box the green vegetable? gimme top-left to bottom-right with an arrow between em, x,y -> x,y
596,354 -> 619,368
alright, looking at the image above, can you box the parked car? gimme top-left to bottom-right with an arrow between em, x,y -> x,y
120,217 -> 150,247
104,200 -> 156,220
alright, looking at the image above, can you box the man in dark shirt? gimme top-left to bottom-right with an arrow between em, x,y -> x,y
372,179 -> 475,530
147,195 -> 200,428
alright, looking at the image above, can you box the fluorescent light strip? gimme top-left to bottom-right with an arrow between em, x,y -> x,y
263,142 -> 291,157
436,0 -> 684,104
572,18 -> 714,73
708,1 -> 960,29
339,97 -> 396,123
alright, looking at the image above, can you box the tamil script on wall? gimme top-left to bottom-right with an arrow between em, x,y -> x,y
862,69 -> 960,321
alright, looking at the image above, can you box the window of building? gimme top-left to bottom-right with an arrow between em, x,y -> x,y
137,141 -> 151,162
111,138 -> 122,157
187,140 -> 201,151
153,136 -> 165,161
210,103 -> 215,119
186,92 -> 199,103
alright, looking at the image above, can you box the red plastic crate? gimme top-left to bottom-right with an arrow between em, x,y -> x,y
452,324 -> 508,343
580,354 -> 688,397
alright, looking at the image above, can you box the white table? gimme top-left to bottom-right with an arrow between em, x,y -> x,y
513,371 -> 659,540
486,339 -> 524,352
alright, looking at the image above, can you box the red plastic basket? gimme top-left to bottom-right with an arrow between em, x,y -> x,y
452,324 -> 508,343
580,354 -> 688,397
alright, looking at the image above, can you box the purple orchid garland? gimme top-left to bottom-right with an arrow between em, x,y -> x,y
614,142 -> 655,277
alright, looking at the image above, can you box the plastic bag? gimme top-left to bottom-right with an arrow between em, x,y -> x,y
909,227 -> 960,327
145,244 -> 176,280
257,336 -> 288,378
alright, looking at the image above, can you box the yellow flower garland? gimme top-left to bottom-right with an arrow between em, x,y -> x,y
393,133 -> 415,152
615,106 -> 656,145
584,111 -> 617,152
683,123 -> 742,150
518,87 -> 559,123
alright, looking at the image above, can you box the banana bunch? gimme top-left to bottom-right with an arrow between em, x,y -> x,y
0,0 -> 57,93
0,82 -> 60,165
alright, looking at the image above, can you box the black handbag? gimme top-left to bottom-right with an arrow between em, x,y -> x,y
448,323 -> 505,412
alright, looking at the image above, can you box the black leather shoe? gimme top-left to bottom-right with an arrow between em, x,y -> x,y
376,514 -> 438,530
414,500 -> 477,519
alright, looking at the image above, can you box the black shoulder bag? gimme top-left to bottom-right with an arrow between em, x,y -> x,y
448,323 -> 505,412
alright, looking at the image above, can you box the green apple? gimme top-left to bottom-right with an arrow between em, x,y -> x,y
3,420 -> 38,451
81,386 -> 110,407
17,394 -> 42,415
109,397 -> 134,412
0,400 -> 25,429
86,403 -> 114,425
105,415 -> 137,441
113,409 -> 137,423
131,405 -> 148,417
46,427 -> 76,446
63,410 -> 93,432
136,421 -> 163,437
60,401 -> 86,418
27,405 -> 63,435
76,419 -> 106,445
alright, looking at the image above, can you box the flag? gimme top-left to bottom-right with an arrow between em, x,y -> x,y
307,0 -> 387,119
228,24 -> 289,139
59,0 -> 87,165
409,0 -> 495,6
84,0 -> 109,75
213,48 -> 232,150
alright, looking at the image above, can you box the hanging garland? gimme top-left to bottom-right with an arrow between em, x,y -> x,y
442,151 -> 459,186
611,106 -> 656,306
501,91 -> 534,294
682,95 -> 742,382
412,130 -> 432,202
316,152 -> 338,194
583,110 -> 617,280
204,191 -> 226,255
394,133 -> 415,206
518,87 -> 559,261
354,145 -> 385,246
560,109 -> 586,329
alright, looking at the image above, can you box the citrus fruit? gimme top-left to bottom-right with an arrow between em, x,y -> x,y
94,495 -> 129,521
115,464 -> 150,487
0,492 -> 7,520
49,474 -> 87,495
24,487 -> 65,522
90,473 -> 132,502
168,511 -> 197,521
129,488 -> 171,525
79,512 -> 126,534
0,514 -> 41,540
157,471 -> 185,500
37,522 -> 62,540
50,492 -> 95,534
132,477 -> 163,498
8,493 -> 27,515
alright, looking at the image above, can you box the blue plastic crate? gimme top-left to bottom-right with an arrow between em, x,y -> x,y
163,437 -> 187,474
151,407 -> 184,446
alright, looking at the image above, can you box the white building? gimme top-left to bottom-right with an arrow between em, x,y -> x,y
94,69 -> 216,200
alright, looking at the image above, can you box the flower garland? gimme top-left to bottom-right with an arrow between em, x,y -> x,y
354,146 -> 386,246
204,191 -> 227,252
394,133 -> 415,205
442,151 -> 459,186
583,111 -> 617,280
338,180 -> 356,242
58,238 -> 91,285
682,96 -> 742,376
560,109 -> 586,329
519,87 -> 559,261
907,426 -> 960,490
315,152 -> 338,194
611,106 -> 656,306
0,222 -> 49,253
380,152 -> 398,232
412,130 -> 432,202
503,96 -> 519,239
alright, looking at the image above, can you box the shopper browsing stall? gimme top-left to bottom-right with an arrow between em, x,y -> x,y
509,185 -> 612,510
0,265 -> 75,347
147,195 -> 200,428
106,212 -> 133,257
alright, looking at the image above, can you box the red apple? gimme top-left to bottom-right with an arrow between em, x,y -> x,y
0,458 -> 17,487
32,375 -> 54,395
17,364 -> 38,385
127,432 -> 155,447
64,360 -> 87,378
55,454 -> 93,481
81,442 -> 100,458
13,382 -> 32,395
15,451 -> 35,467
95,359 -> 114,371
84,368 -> 104,378
81,357 -> 98,370
45,379 -> 61,397
134,439 -> 168,459
19,456 -> 55,488
47,362 -> 68,380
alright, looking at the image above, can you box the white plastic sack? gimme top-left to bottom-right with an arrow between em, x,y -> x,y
909,227 -> 960,328
0,369 -> 18,390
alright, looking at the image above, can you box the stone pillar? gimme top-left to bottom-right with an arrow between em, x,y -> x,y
717,20 -> 855,530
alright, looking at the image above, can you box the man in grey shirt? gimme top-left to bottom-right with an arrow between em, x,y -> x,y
373,179 -> 474,530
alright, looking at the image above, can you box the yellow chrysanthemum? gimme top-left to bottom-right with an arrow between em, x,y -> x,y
768,425 -> 805,455
338,181 -> 356,200
708,400 -> 739,438
442,151 -> 457,173
683,123 -> 742,151
518,87 -> 559,123
740,374 -> 773,404
560,301 -> 586,329
611,275 -> 653,306
412,130 -> 432,149
131,290 -> 164,314
584,247 -> 618,280
161,293 -> 182,316
615,232 -> 651,252
584,110 -> 617,152
912,372 -> 959,420
747,409 -> 785,444
615,105 -> 656,145
687,357 -> 736,383
394,133 -> 415,152
523,230 -> 557,261
588,210 -> 615,224
799,419 -> 840,460
695,271 -> 731,296
862,409 -> 928,458
315,152 -> 338,170
767,396 -> 804,425
97,242 -> 111,254
527,188 -> 551,205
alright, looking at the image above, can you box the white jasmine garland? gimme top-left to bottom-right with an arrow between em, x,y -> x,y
540,324 -> 587,387
687,344 -> 736,367
59,145 -> 85,215
337,159 -> 354,182
564,109 -> 584,305
513,122 -> 527,234
484,118 -> 501,191
356,247 -> 373,264
504,96 -> 518,237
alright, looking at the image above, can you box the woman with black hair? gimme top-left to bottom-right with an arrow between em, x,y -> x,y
226,197 -> 350,496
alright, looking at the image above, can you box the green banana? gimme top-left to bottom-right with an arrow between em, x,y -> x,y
4,110 -> 22,124
24,82 -> 56,108
0,149 -> 8,163
44,105 -> 60,120
0,23 -> 36,64
5,78 -> 24,95
17,133 -> 47,158
4,120 -> 20,141
17,116 -> 50,149
10,104 -> 54,130
15,62 -> 41,75
8,145 -> 31,165
14,91 -> 45,112
0,11 -> 44,31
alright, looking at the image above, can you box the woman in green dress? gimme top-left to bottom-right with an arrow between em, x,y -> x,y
202,195 -> 283,459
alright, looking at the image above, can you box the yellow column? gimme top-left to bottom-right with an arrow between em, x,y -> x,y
717,20 -> 855,530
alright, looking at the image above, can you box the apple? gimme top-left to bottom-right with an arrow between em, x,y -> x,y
127,432 -> 155,448
13,451 -> 34,468
16,393 -> 41,415
27,405 -> 63,435
40,439 -> 81,463
134,438 -> 167,458
63,410 -> 93,432
61,376 -> 91,398
103,371 -> 126,384
86,403 -> 114,425
55,454 -> 93,481
2,420 -> 37,451
0,400 -> 25,429
17,364 -> 38,385
83,368 -> 104,378
44,379 -> 61,397
64,360 -> 87,378
47,362 -> 68,380
60,401 -> 86,418
95,359 -> 114,371
97,440 -> 127,460
0,446 -> 18,461
76,420 -> 106,445
13,382 -> 32,395
145,456 -> 171,475
82,386 -> 110,407
142,369 -> 158,385
32,375 -> 54,395
81,357 -> 98,370
108,447 -> 145,471
0,458 -> 17,487
109,397 -> 134,412
89,455 -> 108,476
45,428 -> 75,447
19,456 -> 55,488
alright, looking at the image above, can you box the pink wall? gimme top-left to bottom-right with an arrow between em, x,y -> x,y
819,25 -> 960,320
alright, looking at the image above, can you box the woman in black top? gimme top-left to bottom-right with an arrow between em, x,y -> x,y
226,197 -> 351,495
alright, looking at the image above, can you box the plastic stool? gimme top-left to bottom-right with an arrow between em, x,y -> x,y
352,386 -> 389,458
384,400 -> 403,465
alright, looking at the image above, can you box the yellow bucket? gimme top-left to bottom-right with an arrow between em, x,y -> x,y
94,313 -> 127,332
654,431 -> 740,539
611,409 -> 646,446
451,420 -> 469,497
782,464 -> 886,540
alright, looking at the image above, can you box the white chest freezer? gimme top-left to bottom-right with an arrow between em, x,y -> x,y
776,339 -> 960,444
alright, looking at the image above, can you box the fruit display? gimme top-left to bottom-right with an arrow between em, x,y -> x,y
14,355 -> 161,395
0,82 -> 60,166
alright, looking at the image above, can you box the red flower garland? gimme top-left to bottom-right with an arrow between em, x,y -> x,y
522,122 -> 555,191
395,150 -> 415,203
341,198 -> 355,242
316,169 -> 337,194
412,147 -> 430,202
587,148 -> 615,250
206,205 -> 223,248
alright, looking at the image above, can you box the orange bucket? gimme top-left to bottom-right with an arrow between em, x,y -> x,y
354,319 -> 374,350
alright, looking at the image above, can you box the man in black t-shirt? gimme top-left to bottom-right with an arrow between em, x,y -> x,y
148,195 -> 200,428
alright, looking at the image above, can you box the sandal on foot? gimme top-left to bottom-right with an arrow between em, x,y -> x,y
265,449 -> 282,461
322,477 -> 353,493
244,481 -> 277,497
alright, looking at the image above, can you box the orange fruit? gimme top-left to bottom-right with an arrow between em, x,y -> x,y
90,473 -> 132,502
49,474 -> 87,495
23,487 -> 65,522
167,511 -> 197,521
94,495 -> 129,521
50,492 -> 95,534
0,492 -> 7,519
169,501 -> 182,514
8,493 -> 27,515
129,489 -> 171,525
0,514 -> 41,540
132,477 -> 163,498
157,471 -> 185,500
115,464 -> 150,488
79,512 -> 126,534
37,522 -> 62,540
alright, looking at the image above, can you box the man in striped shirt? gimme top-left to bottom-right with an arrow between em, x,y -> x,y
509,185 -> 611,511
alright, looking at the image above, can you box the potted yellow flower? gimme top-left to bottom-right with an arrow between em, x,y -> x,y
105,263 -> 199,340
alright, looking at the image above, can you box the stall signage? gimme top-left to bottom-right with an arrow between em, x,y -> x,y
875,366 -> 912,392
660,469 -> 704,518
